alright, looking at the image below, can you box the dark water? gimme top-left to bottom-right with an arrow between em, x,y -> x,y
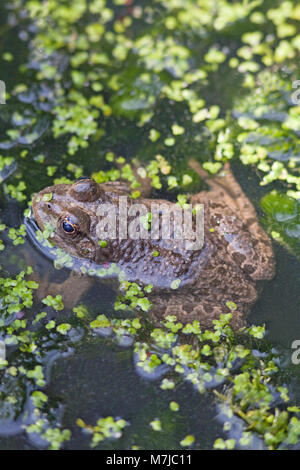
0,0 -> 299,450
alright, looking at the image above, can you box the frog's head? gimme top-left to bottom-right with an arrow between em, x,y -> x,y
32,177 -> 102,261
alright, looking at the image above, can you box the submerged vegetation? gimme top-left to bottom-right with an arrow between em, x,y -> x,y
0,0 -> 299,450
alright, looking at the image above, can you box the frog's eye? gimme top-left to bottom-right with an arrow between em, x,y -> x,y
59,216 -> 78,236
62,219 -> 76,234
58,209 -> 90,237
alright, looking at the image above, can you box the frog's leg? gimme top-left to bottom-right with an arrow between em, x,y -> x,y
35,270 -> 95,309
189,159 -> 248,209
149,291 -> 247,331
188,159 -> 275,281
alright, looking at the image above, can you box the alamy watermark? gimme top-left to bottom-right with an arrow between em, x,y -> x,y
291,340 -> 300,365
0,80 -> 5,104
291,80 -> 300,105
94,196 -> 205,250
0,340 -> 5,362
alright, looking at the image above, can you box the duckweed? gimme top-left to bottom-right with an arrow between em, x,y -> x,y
77,417 -> 127,448
42,295 -> 64,311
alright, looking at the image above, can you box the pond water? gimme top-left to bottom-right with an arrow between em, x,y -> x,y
0,0 -> 299,450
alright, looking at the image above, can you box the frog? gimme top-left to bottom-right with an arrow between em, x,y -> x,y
31,160 -> 275,330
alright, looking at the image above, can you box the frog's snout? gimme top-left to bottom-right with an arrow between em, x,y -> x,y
32,190 -> 55,233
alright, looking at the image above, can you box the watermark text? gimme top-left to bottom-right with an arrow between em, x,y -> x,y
95,196 -> 205,250
0,80 -> 6,104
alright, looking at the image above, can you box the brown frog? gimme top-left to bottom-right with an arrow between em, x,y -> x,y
32,160 -> 275,329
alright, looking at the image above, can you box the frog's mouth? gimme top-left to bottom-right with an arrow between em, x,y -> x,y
24,208 -> 38,231
25,213 -> 116,279
24,213 -> 57,261
25,213 -> 88,267
27,211 -> 42,233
